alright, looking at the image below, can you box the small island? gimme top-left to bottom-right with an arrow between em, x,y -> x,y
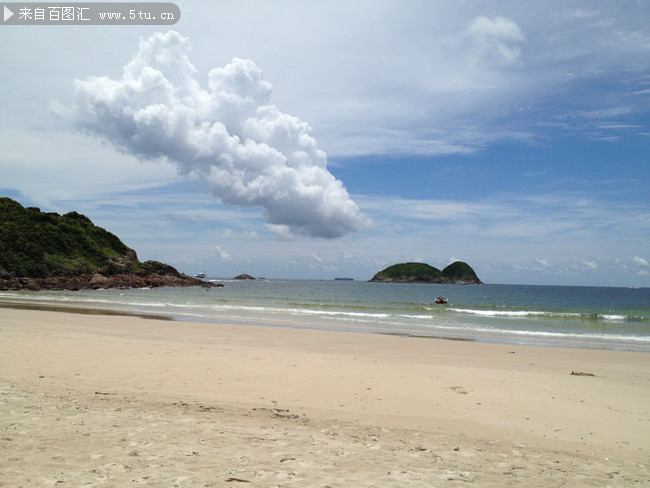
0,197 -> 219,291
233,274 -> 256,280
369,261 -> 482,284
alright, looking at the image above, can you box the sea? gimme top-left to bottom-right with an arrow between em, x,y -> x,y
1,280 -> 649,352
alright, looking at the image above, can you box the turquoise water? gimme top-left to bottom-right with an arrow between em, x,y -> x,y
2,280 -> 649,351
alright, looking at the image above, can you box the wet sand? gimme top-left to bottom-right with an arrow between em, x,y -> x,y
1,307 -> 648,486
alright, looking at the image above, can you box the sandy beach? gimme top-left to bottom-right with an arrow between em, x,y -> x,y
1,306 -> 649,487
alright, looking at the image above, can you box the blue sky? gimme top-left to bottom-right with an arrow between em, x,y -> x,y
1,1 -> 649,286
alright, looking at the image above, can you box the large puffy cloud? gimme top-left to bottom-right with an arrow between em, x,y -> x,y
71,31 -> 372,238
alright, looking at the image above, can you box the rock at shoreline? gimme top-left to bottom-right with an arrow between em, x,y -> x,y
90,273 -> 109,287
0,271 -> 221,291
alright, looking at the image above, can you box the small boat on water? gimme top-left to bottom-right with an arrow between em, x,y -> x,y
435,296 -> 448,304
194,272 -> 207,279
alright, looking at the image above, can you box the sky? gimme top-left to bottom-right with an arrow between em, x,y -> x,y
1,0 -> 649,286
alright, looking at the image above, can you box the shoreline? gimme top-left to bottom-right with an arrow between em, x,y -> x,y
1,294 -> 648,353
1,307 -> 649,486
0,299 -> 175,321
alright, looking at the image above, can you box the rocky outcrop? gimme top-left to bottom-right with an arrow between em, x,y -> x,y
89,273 -> 109,287
233,274 -> 256,280
0,272 -> 221,291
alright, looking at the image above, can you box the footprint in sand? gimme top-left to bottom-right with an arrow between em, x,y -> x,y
450,386 -> 468,395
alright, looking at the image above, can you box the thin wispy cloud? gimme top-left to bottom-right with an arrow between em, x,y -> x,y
460,16 -> 524,67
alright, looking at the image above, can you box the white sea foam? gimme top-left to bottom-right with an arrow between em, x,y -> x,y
418,323 -> 650,344
446,307 -> 630,322
598,314 -> 627,321
449,308 -> 575,318
210,303 -> 391,319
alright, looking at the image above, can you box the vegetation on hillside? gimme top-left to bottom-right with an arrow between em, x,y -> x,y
0,197 -> 138,278
370,261 -> 482,284
442,261 -> 482,283
370,262 -> 443,282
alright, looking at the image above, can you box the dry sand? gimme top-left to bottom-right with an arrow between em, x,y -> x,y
1,307 -> 649,487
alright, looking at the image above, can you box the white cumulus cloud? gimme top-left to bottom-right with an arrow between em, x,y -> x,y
70,31 -> 372,239
633,256 -> 649,267
581,260 -> 598,270
215,246 -> 232,261
533,258 -> 551,268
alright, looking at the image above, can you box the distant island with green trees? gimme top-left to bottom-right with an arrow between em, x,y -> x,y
0,197 -> 214,290
369,261 -> 482,284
